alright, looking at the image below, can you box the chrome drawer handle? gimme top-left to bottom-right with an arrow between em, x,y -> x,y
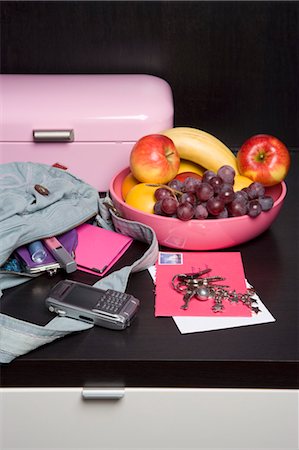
82,388 -> 125,400
33,129 -> 74,142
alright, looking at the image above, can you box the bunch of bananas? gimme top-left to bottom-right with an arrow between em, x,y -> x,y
161,127 -> 253,190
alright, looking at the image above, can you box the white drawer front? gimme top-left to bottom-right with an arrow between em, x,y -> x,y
0,388 -> 298,449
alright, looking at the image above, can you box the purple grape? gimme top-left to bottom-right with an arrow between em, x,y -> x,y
258,195 -> 274,212
228,198 -> 248,216
182,177 -> 201,193
217,165 -> 235,184
248,200 -> 262,217
168,179 -> 183,191
218,183 -> 235,204
206,197 -> 225,216
180,192 -> 197,205
247,182 -> 266,199
242,187 -> 249,193
196,182 -> 214,201
234,190 -> 249,202
161,196 -> 179,215
154,187 -> 173,201
202,170 -> 216,183
194,204 -> 208,219
215,207 -> 229,219
209,176 -> 223,194
177,202 -> 195,221
154,200 -> 164,215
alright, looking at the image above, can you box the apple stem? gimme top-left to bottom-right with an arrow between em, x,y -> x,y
258,151 -> 266,161
165,152 -> 174,158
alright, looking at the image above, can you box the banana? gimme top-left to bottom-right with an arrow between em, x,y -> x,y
164,127 -> 236,159
178,159 -> 205,176
161,127 -> 240,174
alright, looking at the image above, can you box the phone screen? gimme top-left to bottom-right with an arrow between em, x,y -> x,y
64,284 -> 104,309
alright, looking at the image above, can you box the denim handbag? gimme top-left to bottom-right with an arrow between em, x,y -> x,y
0,162 -> 158,363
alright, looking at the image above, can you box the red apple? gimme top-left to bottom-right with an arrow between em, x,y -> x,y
174,171 -> 202,182
130,134 -> 180,184
236,134 -> 291,186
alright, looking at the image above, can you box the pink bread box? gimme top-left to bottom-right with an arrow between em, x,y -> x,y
0,74 -> 174,191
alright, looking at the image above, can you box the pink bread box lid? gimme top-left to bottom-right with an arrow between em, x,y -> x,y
0,74 -> 174,142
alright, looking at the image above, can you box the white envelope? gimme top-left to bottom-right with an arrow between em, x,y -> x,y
148,266 -> 275,334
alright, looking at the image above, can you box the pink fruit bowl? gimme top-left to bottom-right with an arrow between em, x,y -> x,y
109,167 -> 287,250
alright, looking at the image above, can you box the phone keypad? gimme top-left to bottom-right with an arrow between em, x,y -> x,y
93,290 -> 130,314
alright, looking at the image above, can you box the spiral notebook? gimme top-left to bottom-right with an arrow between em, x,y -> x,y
75,223 -> 133,276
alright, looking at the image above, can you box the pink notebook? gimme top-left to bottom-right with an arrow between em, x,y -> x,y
75,224 -> 133,276
155,252 -> 251,317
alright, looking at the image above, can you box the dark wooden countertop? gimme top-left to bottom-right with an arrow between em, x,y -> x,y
1,152 -> 298,389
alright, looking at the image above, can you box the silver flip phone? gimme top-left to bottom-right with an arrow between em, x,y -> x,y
46,280 -> 140,330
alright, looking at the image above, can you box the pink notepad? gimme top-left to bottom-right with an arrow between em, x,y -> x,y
155,252 -> 251,317
75,224 -> 133,276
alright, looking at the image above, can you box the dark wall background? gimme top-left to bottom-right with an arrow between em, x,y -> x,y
1,0 -> 298,148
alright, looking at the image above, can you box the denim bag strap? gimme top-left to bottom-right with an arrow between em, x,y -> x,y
0,314 -> 94,364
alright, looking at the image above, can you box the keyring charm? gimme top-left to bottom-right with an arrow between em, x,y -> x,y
173,282 -> 189,294
171,267 -> 260,313
195,286 -> 210,301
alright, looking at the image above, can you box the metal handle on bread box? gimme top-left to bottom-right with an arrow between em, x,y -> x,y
82,388 -> 125,400
33,129 -> 74,142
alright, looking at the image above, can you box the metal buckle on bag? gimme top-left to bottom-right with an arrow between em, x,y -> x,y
103,201 -> 122,217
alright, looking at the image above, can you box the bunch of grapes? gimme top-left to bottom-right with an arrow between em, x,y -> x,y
153,165 -> 274,221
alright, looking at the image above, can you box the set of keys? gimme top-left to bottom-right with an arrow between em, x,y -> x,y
171,268 -> 261,313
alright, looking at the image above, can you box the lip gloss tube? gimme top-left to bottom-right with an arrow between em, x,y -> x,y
28,240 -> 47,263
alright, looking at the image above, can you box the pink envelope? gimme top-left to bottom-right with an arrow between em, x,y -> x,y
155,252 -> 252,317
75,223 -> 133,276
